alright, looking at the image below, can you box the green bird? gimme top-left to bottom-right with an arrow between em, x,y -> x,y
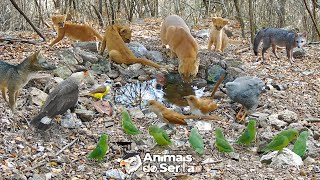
122,109 -> 140,135
262,128 -> 299,153
236,119 -> 257,146
189,128 -> 205,155
88,134 -> 108,161
215,128 -> 234,153
293,131 -> 309,157
149,125 -> 172,146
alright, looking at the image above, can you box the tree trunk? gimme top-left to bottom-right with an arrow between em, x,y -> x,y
108,0 -> 115,24
91,4 -> 104,27
9,0 -> 46,41
233,0 -> 245,38
276,0 -> 286,27
303,0 -> 320,39
248,0 -> 255,44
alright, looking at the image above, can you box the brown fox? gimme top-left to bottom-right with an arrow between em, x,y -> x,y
49,15 -> 103,46
253,28 -> 307,63
208,17 -> 240,52
0,51 -> 56,112
99,24 -> 163,68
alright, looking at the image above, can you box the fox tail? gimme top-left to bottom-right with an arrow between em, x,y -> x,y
92,29 -> 103,41
253,29 -> 266,56
129,58 -> 163,69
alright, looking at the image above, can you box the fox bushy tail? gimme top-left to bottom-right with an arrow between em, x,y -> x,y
129,58 -> 163,69
253,29 -> 265,56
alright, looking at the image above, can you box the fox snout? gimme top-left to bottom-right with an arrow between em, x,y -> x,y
58,22 -> 65,28
38,60 -> 56,70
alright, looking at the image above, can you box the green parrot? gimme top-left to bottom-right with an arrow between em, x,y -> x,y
293,131 -> 309,157
262,128 -> 299,153
236,119 -> 257,146
148,125 -> 172,146
122,109 -> 140,135
88,134 -> 109,161
215,128 -> 234,153
189,128 -> 205,155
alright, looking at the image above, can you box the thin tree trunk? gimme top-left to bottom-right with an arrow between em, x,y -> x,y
303,0 -> 320,39
109,0 -> 115,24
233,0 -> 245,38
9,0 -> 46,41
91,4 -> 104,27
248,0 -> 255,44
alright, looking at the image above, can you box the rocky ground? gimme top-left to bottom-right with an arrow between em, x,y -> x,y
0,18 -> 319,179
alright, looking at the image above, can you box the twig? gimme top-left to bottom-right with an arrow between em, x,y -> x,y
22,160 -> 46,172
201,159 -> 223,165
55,138 -> 78,156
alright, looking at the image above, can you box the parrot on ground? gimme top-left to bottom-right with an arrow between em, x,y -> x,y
236,119 -> 257,146
88,134 -> 109,161
293,131 -> 309,157
189,128 -> 205,155
121,108 -> 140,135
215,128 -> 234,153
149,125 -> 172,146
262,128 -> 299,153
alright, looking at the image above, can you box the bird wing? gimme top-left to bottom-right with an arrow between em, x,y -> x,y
263,135 -> 289,152
42,80 -> 79,117
216,138 -> 234,152
162,110 -> 187,125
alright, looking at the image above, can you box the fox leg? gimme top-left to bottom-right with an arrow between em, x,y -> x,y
109,50 -> 124,64
1,88 -> 8,103
271,44 -> 279,59
49,29 -> 65,46
287,47 -> 294,64
8,90 -> 17,112
221,39 -> 227,52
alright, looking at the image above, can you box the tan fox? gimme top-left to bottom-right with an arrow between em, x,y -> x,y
49,15 -> 103,46
208,17 -> 239,52
0,51 -> 56,111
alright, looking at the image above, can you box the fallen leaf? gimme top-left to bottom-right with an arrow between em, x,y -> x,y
93,101 -> 112,116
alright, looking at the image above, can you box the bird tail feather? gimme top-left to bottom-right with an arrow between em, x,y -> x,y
31,112 -> 52,130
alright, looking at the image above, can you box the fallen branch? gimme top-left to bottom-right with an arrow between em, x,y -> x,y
55,138 -> 78,156
236,47 -> 250,54
0,37 -> 41,45
22,160 -> 46,172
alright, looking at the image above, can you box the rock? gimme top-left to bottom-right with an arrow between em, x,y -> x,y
196,29 -> 209,39
138,74 -> 149,81
105,169 -> 126,180
58,48 -> 82,65
206,65 -> 226,84
28,87 -> 48,106
288,123 -> 304,131
30,174 -> 46,180
75,109 -> 95,122
128,63 -> 142,71
293,48 -> 306,59
268,114 -> 288,130
307,140 -> 319,158
250,112 -> 269,128
278,110 -> 298,123
128,107 -> 145,119
53,65 -> 72,79
260,148 -> 303,166
127,42 -> 148,58
146,50 -> 164,62
195,121 -> 212,131
192,78 -> 207,87
303,157 -> 315,165
225,66 -> 246,83
61,113 -> 82,128
72,41 -> 99,52
106,70 -> 119,79
75,48 -> 99,64
91,60 -> 111,74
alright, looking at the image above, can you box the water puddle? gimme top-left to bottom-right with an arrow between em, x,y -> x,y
114,73 -> 206,108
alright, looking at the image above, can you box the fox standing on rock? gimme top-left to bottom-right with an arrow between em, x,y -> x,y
253,28 -> 307,64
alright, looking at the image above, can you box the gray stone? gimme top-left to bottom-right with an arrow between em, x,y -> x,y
128,107 -> 145,119
75,48 -> 99,64
72,41 -> 99,52
75,109 -> 95,122
225,67 -> 246,83
307,140 -> 319,158
288,123 -> 304,131
91,60 -> 111,74
206,65 -> 226,84
268,114 -> 288,130
53,65 -> 72,79
30,174 -> 46,180
57,48 -> 81,65
105,169 -> 126,180
278,110 -> 298,123
260,148 -> 303,166
61,113 -> 82,128
138,74 -> 149,81
303,156 -> 315,165
195,29 -> 210,39
127,42 -> 148,58
107,70 -> 120,79
146,50 -> 164,62
28,87 -> 48,106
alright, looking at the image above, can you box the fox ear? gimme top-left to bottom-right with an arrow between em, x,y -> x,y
31,50 -> 41,62
223,20 -> 229,25
212,18 -> 216,23
302,32 -> 307,37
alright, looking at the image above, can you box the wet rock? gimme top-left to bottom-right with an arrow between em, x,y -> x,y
28,87 -> 48,106
75,109 -> 95,122
61,113 -> 82,128
196,29 -> 209,39
278,110 -> 298,123
206,65 -> 226,84
146,50 -> 164,62
268,114 -> 288,130
104,169 -> 126,180
53,65 -> 72,79
260,148 -> 303,166
127,42 -> 148,58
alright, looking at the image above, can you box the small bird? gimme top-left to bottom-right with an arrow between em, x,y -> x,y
184,95 -> 217,116
225,76 -> 264,122
122,109 -> 140,135
215,128 -> 234,153
236,119 -> 257,146
293,131 -> 309,157
31,70 -> 90,130
189,128 -> 205,155
148,100 -> 221,125
88,134 -> 109,161
149,125 -> 172,146
262,128 -> 299,153
87,85 -> 111,100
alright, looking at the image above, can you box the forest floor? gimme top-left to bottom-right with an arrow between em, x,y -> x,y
0,18 -> 319,179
